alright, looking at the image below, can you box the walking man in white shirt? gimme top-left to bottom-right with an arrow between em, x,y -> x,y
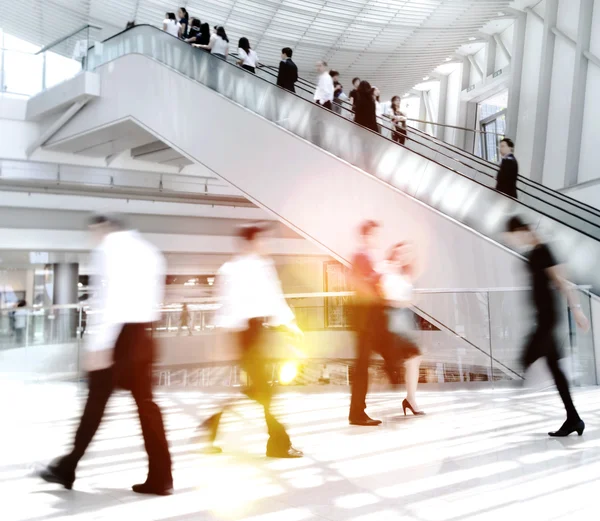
198,223 -> 303,458
39,215 -> 173,496
314,60 -> 334,110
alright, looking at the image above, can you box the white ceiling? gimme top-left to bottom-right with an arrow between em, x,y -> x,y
0,0 -> 516,96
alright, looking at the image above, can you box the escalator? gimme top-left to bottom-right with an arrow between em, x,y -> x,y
31,25 -> 598,381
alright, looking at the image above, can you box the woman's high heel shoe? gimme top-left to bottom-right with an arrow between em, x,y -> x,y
402,398 -> 425,416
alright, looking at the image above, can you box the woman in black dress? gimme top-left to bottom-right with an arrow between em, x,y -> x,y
389,95 -> 408,145
353,80 -> 378,132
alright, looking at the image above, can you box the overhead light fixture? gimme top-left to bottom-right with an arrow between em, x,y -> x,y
468,37 -> 476,41
207,277 -> 215,286
423,76 -> 430,81
403,93 -> 410,97
445,57 -> 452,62
498,11 -> 505,16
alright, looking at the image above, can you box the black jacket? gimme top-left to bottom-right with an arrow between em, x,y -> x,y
496,153 -> 518,198
277,59 -> 298,93
354,94 -> 378,132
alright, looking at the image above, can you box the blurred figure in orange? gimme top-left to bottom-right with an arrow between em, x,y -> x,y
505,216 -> 589,437
198,223 -> 303,458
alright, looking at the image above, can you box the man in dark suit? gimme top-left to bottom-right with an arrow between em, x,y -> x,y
277,47 -> 298,93
496,138 -> 519,199
349,220 -> 399,426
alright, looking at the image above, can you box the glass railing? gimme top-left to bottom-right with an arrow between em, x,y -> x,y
1,289 -> 594,389
84,25 -> 600,294
0,25 -> 99,97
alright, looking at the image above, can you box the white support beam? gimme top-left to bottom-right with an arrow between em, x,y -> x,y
564,0 -> 595,187
551,27 -> 576,46
529,0 -> 559,183
25,101 -> 87,158
484,36 -> 497,77
584,50 -> 600,69
493,33 -> 512,62
467,55 -> 484,81
507,11 -> 527,140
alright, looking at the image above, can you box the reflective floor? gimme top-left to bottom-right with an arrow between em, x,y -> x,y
2,382 -> 600,521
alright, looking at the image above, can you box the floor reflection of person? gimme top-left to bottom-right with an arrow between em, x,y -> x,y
380,242 -> 424,415
39,215 -> 173,495
505,216 -> 589,437
198,223 -> 303,458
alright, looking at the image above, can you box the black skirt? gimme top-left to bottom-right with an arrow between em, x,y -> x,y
242,64 -> 256,73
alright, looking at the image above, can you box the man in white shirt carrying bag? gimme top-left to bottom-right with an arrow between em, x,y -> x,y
198,223 -> 303,458
314,60 -> 334,110
39,215 -> 173,496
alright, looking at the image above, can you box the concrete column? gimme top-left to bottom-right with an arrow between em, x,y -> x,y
418,91 -> 427,131
436,75 -> 448,140
484,37 -> 497,77
53,263 -> 79,340
529,0 -> 559,183
506,11 -> 527,140
564,0 -> 595,187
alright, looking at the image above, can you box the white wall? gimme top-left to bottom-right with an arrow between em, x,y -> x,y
578,4 -> 600,185
515,12 -> 544,180
470,48 -> 486,85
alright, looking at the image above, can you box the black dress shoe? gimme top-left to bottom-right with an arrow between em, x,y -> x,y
132,482 -> 174,496
38,466 -> 74,490
266,446 -> 303,458
349,416 -> 382,426
549,419 -> 585,437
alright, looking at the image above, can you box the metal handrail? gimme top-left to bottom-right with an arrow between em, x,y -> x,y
88,25 -> 600,244
35,24 -> 103,55
259,63 -> 600,220
0,286 -> 592,313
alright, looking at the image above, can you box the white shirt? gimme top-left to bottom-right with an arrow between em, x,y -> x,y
314,72 -> 334,103
379,261 -> 413,304
238,48 -> 258,67
86,230 -> 165,353
14,308 -> 27,329
215,254 -> 295,329
210,34 -> 229,56
163,19 -> 180,38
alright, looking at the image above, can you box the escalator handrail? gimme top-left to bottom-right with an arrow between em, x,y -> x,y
88,25 -> 600,243
264,64 -> 600,220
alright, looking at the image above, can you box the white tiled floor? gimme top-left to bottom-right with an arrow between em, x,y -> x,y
2,382 -> 600,521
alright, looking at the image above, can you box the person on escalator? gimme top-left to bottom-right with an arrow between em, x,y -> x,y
496,138 -> 518,199
184,18 -> 201,44
163,13 -> 180,38
349,77 -> 361,112
195,26 -> 229,60
389,95 -> 408,145
237,37 -> 259,74
277,48 -> 298,93
177,7 -> 189,39
505,216 -> 589,437
314,61 -> 334,110
330,70 -> 345,115
353,80 -> 378,133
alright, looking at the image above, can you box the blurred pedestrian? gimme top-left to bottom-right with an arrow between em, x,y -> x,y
277,47 -> 298,92
178,7 -> 189,39
354,80 -> 378,132
505,216 -> 589,437
198,223 -> 303,458
39,215 -> 173,495
348,77 -> 361,111
389,95 -> 408,145
163,12 -> 180,38
330,70 -> 345,115
380,242 -> 424,415
314,61 -> 334,110
14,300 -> 27,344
178,303 -> 193,336
195,26 -> 229,60
237,37 -> 259,73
